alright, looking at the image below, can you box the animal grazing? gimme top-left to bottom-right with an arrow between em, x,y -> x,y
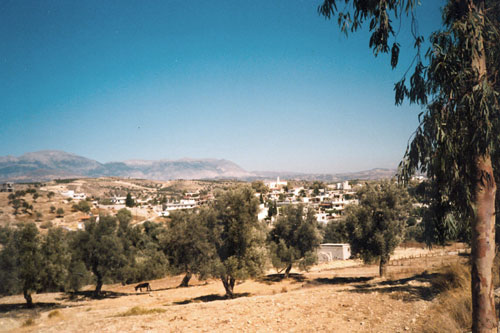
135,282 -> 152,292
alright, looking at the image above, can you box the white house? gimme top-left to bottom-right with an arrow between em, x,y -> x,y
267,177 -> 288,190
336,181 -> 351,190
257,204 -> 268,221
62,190 -> 86,200
160,199 -> 198,214
111,196 -> 127,204
315,213 -> 329,224
317,243 -> 351,262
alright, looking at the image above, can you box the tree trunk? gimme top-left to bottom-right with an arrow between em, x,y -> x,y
379,255 -> 389,277
23,288 -> 34,308
94,274 -> 103,298
471,154 -> 497,333
284,263 -> 292,279
221,276 -> 235,298
179,271 -> 192,288
468,0 -> 497,331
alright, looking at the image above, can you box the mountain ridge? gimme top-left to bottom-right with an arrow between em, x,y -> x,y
0,151 -> 397,182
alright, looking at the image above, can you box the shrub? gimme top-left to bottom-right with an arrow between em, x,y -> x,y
22,318 -> 35,327
40,221 -> 53,229
48,310 -> 61,318
116,306 -> 166,317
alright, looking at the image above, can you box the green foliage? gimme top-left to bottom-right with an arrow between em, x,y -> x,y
411,180 -> 470,246
213,187 -> 268,296
161,208 -> 217,286
397,1 -> 500,225
131,222 -> 169,282
72,200 -> 91,213
0,223 -> 42,306
125,193 -> 135,207
40,221 -> 53,229
26,188 -> 37,195
268,205 -> 321,276
39,228 -> 71,292
71,216 -> 129,295
116,208 -> 132,226
267,200 -> 277,218
344,182 -> 412,275
56,208 -> 64,217
8,193 -> 33,215
251,181 -> 268,194
67,259 -> 91,292
323,220 -> 349,243
99,198 -> 113,205
50,206 -> 56,213
55,178 -> 78,184
311,181 -> 324,196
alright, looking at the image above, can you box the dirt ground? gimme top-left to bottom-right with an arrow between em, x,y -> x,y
0,247 -> 466,333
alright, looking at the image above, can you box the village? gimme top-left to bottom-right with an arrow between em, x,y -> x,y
1,177 -> 360,227
1,177 -> 362,264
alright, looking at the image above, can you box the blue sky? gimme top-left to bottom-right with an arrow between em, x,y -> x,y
0,0 -> 445,173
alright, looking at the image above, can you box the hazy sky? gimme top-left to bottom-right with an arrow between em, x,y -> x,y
0,0 -> 445,173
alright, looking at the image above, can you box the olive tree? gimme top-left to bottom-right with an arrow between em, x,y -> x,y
162,208 -> 217,287
344,182 -> 412,276
0,223 -> 42,307
71,216 -> 128,296
212,187 -> 267,298
268,204 -> 321,278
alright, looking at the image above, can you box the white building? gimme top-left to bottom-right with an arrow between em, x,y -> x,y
159,199 -> 198,215
317,243 -> 351,262
62,190 -> 86,200
336,181 -> 351,190
267,177 -> 288,190
111,196 -> 127,204
257,203 -> 268,221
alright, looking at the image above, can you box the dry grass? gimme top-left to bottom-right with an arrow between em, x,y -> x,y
421,263 -> 471,333
116,306 -> 167,317
22,318 -> 35,327
48,310 -> 61,318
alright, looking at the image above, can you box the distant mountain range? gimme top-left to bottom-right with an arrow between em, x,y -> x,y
0,150 -> 397,182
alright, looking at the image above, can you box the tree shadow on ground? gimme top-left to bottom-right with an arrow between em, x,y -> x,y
307,276 -> 374,287
258,273 -> 306,284
154,282 -> 209,293
173,293 -> 251,305
0,302 -> 72,319
347,272 -> 441,302
0,302 -> 60,313
148,286 -> 177,292
57,290 -> 134,302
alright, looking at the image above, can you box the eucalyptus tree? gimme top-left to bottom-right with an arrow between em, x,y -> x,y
319,0 -> 499,330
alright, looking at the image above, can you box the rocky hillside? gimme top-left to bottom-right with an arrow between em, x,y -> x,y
0,150 -> 399,182
0,151 -> 252,182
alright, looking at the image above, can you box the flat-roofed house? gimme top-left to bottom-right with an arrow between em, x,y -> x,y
317,243 -> 351,262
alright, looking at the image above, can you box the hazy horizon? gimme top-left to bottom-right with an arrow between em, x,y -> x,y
1,0 -> 445,174
0,149 -> 397,175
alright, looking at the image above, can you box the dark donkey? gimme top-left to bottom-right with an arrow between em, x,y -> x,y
135,282 -> 152,292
